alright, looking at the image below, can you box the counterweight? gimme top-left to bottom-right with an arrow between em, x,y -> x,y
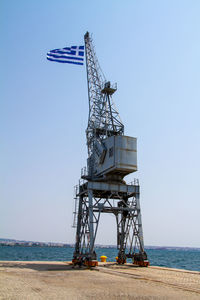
72,32 -> 149,267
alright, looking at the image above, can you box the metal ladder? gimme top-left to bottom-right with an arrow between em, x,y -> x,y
72,185 -> 79,228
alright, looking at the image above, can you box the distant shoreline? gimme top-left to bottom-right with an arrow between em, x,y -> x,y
0,243 -> 73,248
0,239 -> 199,250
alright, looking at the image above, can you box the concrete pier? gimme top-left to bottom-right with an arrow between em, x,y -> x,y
0,261 -> 199,299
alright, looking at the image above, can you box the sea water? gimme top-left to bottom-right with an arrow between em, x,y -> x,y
0,246 -> 199,272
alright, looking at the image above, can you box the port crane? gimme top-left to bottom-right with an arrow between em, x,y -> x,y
72,32 -> 149,267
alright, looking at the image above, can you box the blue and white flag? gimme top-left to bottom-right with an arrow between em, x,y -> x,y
47,46 -> 84,65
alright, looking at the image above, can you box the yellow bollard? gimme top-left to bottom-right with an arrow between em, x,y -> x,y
100,255 -> 107,262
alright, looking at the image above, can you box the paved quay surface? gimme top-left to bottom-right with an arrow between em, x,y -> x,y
0,261 -> 200,299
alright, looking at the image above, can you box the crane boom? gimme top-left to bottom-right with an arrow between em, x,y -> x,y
84,32 -> 124,179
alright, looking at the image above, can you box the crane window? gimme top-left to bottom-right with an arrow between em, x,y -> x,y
109,147 -> 114,157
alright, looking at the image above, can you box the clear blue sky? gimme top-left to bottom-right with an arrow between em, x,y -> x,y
1,0 -> 200,247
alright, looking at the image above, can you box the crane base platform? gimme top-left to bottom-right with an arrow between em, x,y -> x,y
72,258 -> 98,267
134,260 -> 150,267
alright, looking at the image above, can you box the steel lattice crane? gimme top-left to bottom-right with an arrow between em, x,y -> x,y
72,32 -> 149,267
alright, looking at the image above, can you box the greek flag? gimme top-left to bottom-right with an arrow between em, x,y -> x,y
47,46 -> 84,65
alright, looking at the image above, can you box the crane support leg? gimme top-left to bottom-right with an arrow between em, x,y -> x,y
72,187 -> 98,267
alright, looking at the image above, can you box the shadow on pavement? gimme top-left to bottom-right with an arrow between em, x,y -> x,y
0,261 -> 88,271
